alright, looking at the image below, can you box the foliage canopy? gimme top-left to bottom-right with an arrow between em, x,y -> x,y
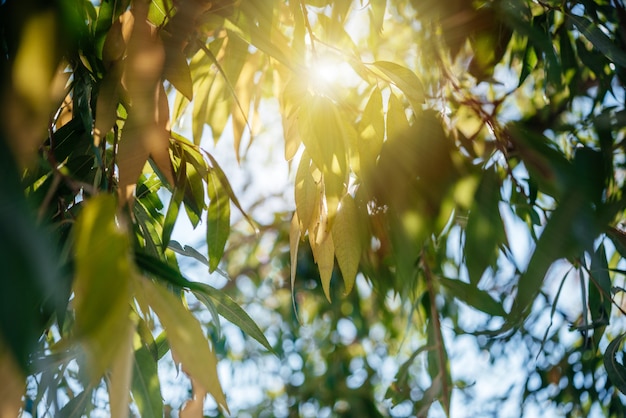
2,0 -> 626,416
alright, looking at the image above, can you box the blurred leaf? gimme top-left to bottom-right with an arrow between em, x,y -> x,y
569,14 -> 626,68
137,277 -> 228,412
206,170 -> 230,272
604,333 -> 626,395
192,283 -> 274,353
132,346 -> 163,418
0,347 -> 24,418
290,212 -> 301,306
439,277 -> 506,317
108,321 -> 134,418
73,195 -> 132,383
464,169 -> 506,285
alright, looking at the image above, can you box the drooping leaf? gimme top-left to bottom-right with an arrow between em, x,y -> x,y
136,277 -> 228,412
162,159 -> 186,250
331,194 -> 361,294
108,320 -> 134,418
206,169 -> 231,272
131,346 -> 163,418
289,212 -> 301,307
372,61 -> 424,113
295,152 -> 319,234
604,333 -> 626,394
439,277 -> 506,317
310,231 -> 335,302
192,283 -> 274,353
569,14 -> 626,69
73,194 -> 132,383
464,169 -> 506,285
589,243 -> 612,330
205,152 -> 256,230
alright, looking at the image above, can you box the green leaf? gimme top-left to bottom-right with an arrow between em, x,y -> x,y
137,277 -> 228,412
569,14 -> 626,69
205,152 -> 256,230
372,61 -> 424,113
207,170 -> 230,272
332,194 -> 362,294
73,195 -> 132,383
162,161 -> 186,251
464,169 -> 506,285
192,283 -> 274,353
589,243 -> 612,328
604,333 -> 626,394
439,277 -> 506,317
131,345 -> 163,418
134,251 -> 271,353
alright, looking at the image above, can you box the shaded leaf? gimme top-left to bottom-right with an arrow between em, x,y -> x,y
108,321 -> 134,418
439,277 -> 506,317
570,14 -> 626,68
604,333 -> 626,394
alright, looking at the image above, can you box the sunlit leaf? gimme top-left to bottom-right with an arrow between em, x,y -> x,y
108,320 -> 134,418
310,231 -> 335,302
289,212 -> 301,306
206,169 -> 230,272
331,194 -> 361,294
73,195 -> 132,382
295,153 -> 319,234
131,346 -> 163,418
205,152 -> 256,230
372,61 -> 424,113
136,277 -> 228,412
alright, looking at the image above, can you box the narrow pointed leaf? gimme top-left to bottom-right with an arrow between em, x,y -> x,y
372,61 -> 424,112
332,194 -> 361,294
137,277 -> 228,412
192,283 -> 274,353
207,170 -> 230,272
604,333 -> 626,394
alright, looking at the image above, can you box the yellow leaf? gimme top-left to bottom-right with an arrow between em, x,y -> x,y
94,62 -> 123,146
117,113 -> 150,202
232,55 -> 257,161
0,346 -> 24,418
13,10 -> 58,114
295,153 -> 319,234
180,378 -> 206,418
73,195 -> 132,383
310,231 -> 335,302
331,194 -> 361,294
109,320 -> 136,418
136,278 -> 228,413
163,32 -> 194,101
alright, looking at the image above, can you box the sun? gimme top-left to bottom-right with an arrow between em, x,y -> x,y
306,52 -> 361,94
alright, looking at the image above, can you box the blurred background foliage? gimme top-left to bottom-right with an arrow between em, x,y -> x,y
2,0 -> 626,416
